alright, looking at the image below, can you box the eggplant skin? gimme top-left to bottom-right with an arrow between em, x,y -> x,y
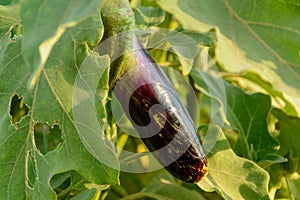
114,34 -> 208,183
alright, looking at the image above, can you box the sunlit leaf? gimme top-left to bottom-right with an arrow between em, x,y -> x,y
198,125 -> 270,200
157,0 -> 300,115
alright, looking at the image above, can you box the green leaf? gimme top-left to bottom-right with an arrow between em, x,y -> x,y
189,68 -> 228,127
289,178 -> 300,200
267,154 -> 298,199
134,6 -> 165,28
257,154 -> 287,169
70,188 -> 97,200
0,16 -> 118,200
190,68 -> 279,161
20,0 -> 104,90
156,0 -> 300,115
272,108 -> 300,171
70,12 -> 104,45
0,4 -> 20,66
197,125 -> 270,200
0,38 -> 29,118
0,0 -> 12,6
224,72 -> 298,115
72,51 -> 120,174
179,29 -> 217,47
0,113 -> 28,200
267,164 -> 285,199
141,174 -> 206,200
165,31 -> 199,75
0,3 -> 20,36
121,174 -> 206,200
50,172 -> 71,188
272,108 -> 300,157
224,80 -> 278,160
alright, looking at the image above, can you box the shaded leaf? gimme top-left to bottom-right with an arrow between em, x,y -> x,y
70,188 -> 97,200
134,6 -> 165,28
0,0 -> 12,6
272,108 -> 300,171
165,31 -> 199,75
121,174 -> 206,200
257,153 -> 287,169
179,29 -> 217,47
289,177 -> 300,200
141,174 -> 206,200
224,80 -> 278,160
0,15 -> 118,200
190,68 -> 279,161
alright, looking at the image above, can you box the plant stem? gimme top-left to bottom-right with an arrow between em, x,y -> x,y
101,0 -> 135,89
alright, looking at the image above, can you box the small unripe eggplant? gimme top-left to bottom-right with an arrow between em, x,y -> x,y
113,34 -> 208,183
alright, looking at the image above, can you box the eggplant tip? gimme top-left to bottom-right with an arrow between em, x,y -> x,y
195,162 -> 208,183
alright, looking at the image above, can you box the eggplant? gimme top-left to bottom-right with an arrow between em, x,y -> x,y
113,34 -> 208,183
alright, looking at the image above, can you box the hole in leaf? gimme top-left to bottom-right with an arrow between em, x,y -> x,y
9,25 -> 22,41
50,170 -> 86,199
34,123 -> 62,155
9,94 -> 29,124
26,151 -> 36,188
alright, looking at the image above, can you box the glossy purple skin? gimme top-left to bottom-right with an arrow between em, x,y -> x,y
114,35 -> 208,183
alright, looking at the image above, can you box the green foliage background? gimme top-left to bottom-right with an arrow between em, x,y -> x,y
0,0 -> 299,199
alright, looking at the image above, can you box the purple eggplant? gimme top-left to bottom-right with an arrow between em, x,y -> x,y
113,34 -> 208,183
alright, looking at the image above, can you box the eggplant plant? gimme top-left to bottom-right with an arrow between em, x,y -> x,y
1,0 -> 297,199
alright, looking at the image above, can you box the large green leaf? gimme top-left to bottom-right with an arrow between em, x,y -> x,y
197,125 -> 270,200
156,0 -> 300,115
190,69 -> 279,161
20,0 -> 104,90
223,80 -> 278,160
0,15 -> 118,200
